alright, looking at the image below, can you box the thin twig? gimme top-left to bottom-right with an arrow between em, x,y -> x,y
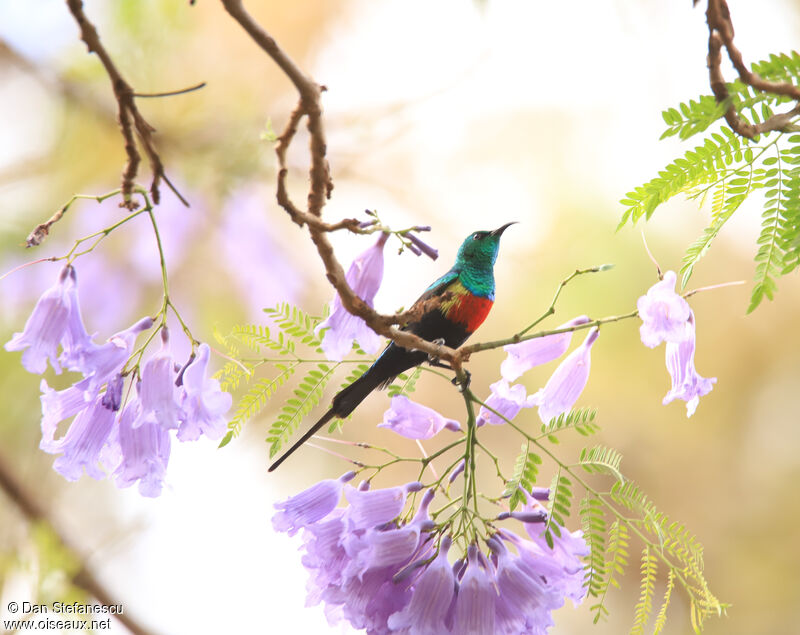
133,81 -> 207,98
64,0 -> 188,207
0,453 -> 158,635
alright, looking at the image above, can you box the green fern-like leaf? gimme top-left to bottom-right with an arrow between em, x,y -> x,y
214,359 -> 255,392
660,95 -> 729,141
232,323 -> 296,356
748,149 -> 800,312
503,441 -> 542,511
652,569 -> 675,635
579,445 -> 624,482
387,367 -> 423,397
544,468 -> 572,545
619,130 -> 742,227
227,363 -> 298,439
630,546 -> 658,635
590,520 -> 630,624
542,408 -> 599,443
263,302 -> 324,348
267,362 -> 337,456
579,495 -> 607,597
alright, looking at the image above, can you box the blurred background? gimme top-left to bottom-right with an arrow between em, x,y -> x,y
1,0 -> 799,633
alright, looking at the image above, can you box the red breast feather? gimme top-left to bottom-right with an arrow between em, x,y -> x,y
443,290 -> 494,332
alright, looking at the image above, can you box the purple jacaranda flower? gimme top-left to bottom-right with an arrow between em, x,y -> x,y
387,536 -> 455,633
379,395 -> 461,439
176,344 -> 232,442
272,471 -> 356,536
501,316 -> 591,382
315,233 -> 388,361
662,312 -> 716,417
344,489 -> 435,580
477,379 -> 538,426
72,316 -> 154,393
4,266 -> 72,374
45,375 -> 124,481
515,490 -> 590,604
512,528 -> 589,607
406,231 -> 439,260
637,271 -> 692,348
532,327 -> 599,424
115,389 -> 171,497
489,535 -> 563,634
344,481 -> 422,529
58,267 -> 95,372
39,380 -> 91,452
453,544 -> 496,635
138,329 -> 181,430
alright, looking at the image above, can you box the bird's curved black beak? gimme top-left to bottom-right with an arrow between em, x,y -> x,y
490,222 -> 518,237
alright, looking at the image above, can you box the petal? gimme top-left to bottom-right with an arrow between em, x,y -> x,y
453,546 -> 496,635
272,472 -> 354,536
5,267 -> 71,375
477,379 -> 534,426
501,316 -> 590,381
379,396 -> 460,440
315,235 -> 387,361
537,328 -> 598,424
387,537 -> 454,633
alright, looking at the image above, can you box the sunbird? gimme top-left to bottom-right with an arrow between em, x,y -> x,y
269,223 -> 515,471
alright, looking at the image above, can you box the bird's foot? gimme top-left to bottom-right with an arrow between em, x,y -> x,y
427,338 -> 446,363
451,369 -> 471,392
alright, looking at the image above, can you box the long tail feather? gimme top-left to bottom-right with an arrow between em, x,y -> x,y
268,407 -> 337,472
267,368 -> 388,471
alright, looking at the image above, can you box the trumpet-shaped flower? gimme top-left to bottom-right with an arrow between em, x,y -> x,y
177,343 -> 233,441
501,315 -> 591,381
379,395 -> 460,439
116,392 -> 171,497
477,378 -> 538,426
315,233 -> 388,361
533,327 -> 599,424
387,536 -> 455,634
272,471 -> 356,536
47,375 -> 124,481
138,330 -> 180,430
453,545 -> 496,635
637,271 -> 692,348
4,266 -> 72,374
662,312 -> 716,417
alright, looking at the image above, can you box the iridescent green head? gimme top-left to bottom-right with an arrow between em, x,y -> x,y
454,222 -> 515,297
455,222 -> 516,269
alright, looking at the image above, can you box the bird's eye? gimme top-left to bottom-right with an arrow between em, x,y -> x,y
472,232 -> 484,241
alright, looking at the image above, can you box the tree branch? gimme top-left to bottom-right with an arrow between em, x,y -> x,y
704,0 -> 800,139
219,0 -> 466,370
64,0 -> 188,208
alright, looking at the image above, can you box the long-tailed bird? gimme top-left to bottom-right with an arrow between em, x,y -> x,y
269,222 -> 515,471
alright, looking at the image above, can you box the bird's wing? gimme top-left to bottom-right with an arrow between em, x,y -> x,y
413,269 -> 460,304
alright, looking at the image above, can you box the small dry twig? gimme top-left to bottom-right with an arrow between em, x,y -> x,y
65,0 -> 189,208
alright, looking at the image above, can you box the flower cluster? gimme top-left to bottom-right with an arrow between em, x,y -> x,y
638,271 -> 716,416
476,316 -> 599,428
273,476 -> 588,634
5,265 -> 232,496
